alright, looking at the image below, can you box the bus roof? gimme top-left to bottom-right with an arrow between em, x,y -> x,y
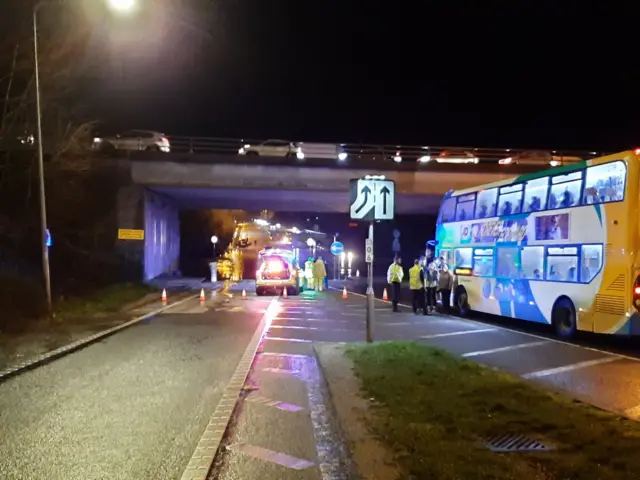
448,149 -> 637,198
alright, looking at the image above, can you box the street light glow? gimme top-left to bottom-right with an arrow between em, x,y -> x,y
108,0 -> 137,13
211,235 -> 218,244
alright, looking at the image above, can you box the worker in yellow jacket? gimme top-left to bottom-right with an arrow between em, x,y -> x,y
386,256 -> 404,312
409,258 -> 426,315
314,257 -> 327,292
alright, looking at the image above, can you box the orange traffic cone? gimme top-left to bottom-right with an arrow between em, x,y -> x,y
162,289 -> 167,304
283,287 -> 288,298
343,287 -> 348,299
200,288 -> 206,304
242,289 -> 247,300
382,288 -> 388,301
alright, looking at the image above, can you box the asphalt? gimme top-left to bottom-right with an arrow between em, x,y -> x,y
0,289 -> 269,480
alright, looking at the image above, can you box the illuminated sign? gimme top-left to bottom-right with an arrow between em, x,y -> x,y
461,220 -> 527,244
118,228 -> 145,241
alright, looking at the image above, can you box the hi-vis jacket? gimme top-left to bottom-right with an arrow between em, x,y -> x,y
387,263 -> 404,283
409,265 -> 424,290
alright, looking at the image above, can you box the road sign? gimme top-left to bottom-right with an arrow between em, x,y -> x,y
118,228 -> 145,241
349,178 -> 395,221
330,241 -> 344,256
365,238 -> 373,263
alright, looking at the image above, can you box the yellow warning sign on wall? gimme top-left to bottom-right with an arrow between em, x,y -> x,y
118,229 -> 145,241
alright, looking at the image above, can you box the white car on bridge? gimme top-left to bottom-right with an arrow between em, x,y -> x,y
238,139 -> 304,159
93,130 -> 171,153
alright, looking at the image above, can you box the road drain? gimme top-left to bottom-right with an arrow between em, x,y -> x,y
482,433 -> 554,453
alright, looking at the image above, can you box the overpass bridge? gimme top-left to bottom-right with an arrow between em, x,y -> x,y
110,136 -> 599,280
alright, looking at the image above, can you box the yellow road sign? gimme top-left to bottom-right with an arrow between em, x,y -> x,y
118,228 -> 145,241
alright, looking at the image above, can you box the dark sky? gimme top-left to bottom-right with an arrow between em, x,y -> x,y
7,1 -> 640,151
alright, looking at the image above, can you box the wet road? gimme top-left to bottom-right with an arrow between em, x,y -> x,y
0,290 -> 269,480
332,286 -> 640,421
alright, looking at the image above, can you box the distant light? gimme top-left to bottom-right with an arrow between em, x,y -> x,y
393,155 -> 402,163
296,150 -> 305,160
635,148 -> 640,155
338,152 -> 347,161
590,152 -> 597,155
549,160 -> 560,167
108,0 -> 137,13
275,223 -> 281,229
254,219 -> 269,226
499,157 -> 513,165
291,227 -> 301,234
211,235 -> 218,244
306,238 -> 316,247
418,155 -> 431,163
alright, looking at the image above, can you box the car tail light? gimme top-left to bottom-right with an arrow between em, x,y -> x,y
266,260 -> 283,272
635,148 -> 640,155
633,278 -> 640,310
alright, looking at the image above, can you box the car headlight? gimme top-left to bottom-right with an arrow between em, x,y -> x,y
338,152 -> 347,161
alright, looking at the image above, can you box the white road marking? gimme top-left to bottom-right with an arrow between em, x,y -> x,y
271,317 -> 350,324
328,286 -> 640,365
462,341 -> 549,358
269,325 -> 320,330
421,328 -> 496,339
521,357 -> 619,379
260,352 -> 310,358
265,336 -> 312,343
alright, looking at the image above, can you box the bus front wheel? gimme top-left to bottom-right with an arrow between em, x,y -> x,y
552,297 -> 577,339
456,286 -> 470,317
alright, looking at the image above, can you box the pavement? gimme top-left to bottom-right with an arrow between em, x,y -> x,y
0,284 -> 269,480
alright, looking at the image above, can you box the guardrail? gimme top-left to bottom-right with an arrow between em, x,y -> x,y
165,136 -> 604,166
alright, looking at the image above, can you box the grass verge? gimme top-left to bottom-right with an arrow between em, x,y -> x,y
346,341 -> 640,480
53,282 -> 157,322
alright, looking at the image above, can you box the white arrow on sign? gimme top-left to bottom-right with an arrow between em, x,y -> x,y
374,180 -> 394,220
350,179 -> 376,220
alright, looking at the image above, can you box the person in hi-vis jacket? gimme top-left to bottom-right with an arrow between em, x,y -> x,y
386,256 -> 404,312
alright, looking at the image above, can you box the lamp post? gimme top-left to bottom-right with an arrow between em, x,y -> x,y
33,0 -> 137,313
347,251 -> 353,277
211,235 -> 218,258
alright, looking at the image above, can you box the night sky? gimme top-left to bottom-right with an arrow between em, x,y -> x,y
80,1 -> 639,150
3,1 -> 638,149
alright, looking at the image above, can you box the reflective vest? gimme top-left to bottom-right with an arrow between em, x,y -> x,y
390,263 -> 402,282
409,265 -> 423,290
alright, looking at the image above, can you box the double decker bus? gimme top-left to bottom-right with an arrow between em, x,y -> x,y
434,149 -> 639,338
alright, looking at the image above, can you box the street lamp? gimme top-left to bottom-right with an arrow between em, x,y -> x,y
347,251 -> 354,277
33,0 -> 138,313
211,235 -> 218,258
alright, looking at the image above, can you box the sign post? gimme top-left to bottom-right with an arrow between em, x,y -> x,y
349,176 -> 395,343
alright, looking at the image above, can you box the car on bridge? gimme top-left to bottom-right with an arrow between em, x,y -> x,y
93,130 -> 171,153
238,139 -> 304,159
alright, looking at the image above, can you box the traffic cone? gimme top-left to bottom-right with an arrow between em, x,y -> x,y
283,287 -> 288,298
343,287 -> 348,299
162,289 -> 167,304
382,288 -> 388,301
200,288 -> 206,304
242,289 -> 247,300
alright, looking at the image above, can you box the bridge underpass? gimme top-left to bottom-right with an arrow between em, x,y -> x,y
119,153 -> 553,281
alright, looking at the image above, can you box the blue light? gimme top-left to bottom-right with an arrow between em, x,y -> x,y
46,229 -> 52,248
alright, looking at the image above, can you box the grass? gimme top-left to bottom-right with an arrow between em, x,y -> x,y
53,283 -> 157,321
346,341 -> 640,480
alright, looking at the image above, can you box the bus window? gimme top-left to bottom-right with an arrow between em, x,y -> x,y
549,171 -> 583,209
497,184 -> 523,216
521,246 -> 544,279
546,246 -> 578,282
496,247 -> 520,278
583,161 -> 626,204
456,194 -> 476,221
475,188 -> 497,219
438,249 -> 453,270
580,244 -> 603,282
439,197 -> 457,223
454,248 -> 472,269
473,248 -> 494,277
523,177 -> 549,212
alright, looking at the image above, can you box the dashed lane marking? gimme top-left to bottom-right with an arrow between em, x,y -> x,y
269,325 -> 320,330
246,394 -> 305,412
226,443 -> 315,470
265,336 -> 312,343
180,298 -> 279,480
462,341 -> 549,358
330,287 -> 640,365
262,367 -> 300,374
420,328 -> 496,339
521,357 -> 619,379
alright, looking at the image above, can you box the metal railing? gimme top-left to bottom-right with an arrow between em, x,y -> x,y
164,136 -> 604,166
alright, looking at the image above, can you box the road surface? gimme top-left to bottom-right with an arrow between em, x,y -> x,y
0,290 -> 269,480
